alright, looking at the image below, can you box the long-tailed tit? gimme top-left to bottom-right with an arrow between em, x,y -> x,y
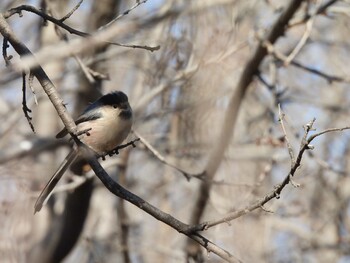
34,91 -> 133,213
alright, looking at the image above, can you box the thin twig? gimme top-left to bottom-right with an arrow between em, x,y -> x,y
28,71 -> 38,105
3,5 -> 160,53
97,138 -> 140,161
133,130 -> 203,181
3,5 -> 89,37
60,0 -> 84,22
284,0 -> 321,65
278,105 -> 295,163
263,40 -> 350,83
98,0 -> 148,31
2,37 -> 12,66
107,41 -> 160,52
21,72 -> 35,133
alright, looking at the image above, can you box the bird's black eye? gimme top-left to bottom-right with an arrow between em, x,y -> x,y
113,104 -> 118,109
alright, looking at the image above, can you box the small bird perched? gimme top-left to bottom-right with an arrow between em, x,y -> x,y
34,91 -> 133,213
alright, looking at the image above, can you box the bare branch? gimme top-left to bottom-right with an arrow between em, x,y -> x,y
98,0 -> 149,31
284,9 -> 316,65
21,72 -> 35,133
263,40 -> 350,83
60,0 -> 84,22
2,37 -> 12,66
278,105 -> 295,163
4,5 -> 159,54
134,130 -> 202,181
28,71 -> 38,105
86,153 -> 242,263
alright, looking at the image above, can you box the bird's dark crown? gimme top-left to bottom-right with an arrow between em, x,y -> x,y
98,91 -> 129,106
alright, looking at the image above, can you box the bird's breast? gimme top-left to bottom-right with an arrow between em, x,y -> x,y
77,109 -> 132,155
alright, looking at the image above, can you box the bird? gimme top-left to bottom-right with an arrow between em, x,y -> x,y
34,91 -> 133,213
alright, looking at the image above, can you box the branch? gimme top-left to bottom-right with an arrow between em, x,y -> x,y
98,0 -> 149,30
134,130 -> 202,181
3,5 -> 89,37
187,120 -> 350,232
2,37 -> 12,66
3,5 -> 160,53
263,40 -> 350,83
59,0 -> 83,22
21,72 -> 35,132
98,138 -> 140,160
86,154 -> 242,263
289,0 -> 339,27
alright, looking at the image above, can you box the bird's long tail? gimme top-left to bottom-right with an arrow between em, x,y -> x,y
34,149 -> 78,213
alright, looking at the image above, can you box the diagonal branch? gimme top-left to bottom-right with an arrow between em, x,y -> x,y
86,154 -> 242,263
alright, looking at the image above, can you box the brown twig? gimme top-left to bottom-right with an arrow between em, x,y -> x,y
3,5 -> 159,53
28,71 -> 38,105
98,0 -> 149,31
98,138 -> 140,160
284,8 -> 316,65
133,130 -> 203,181
59,0 -> 84,22
21,72 -> 35,133
107,41 -> 160,52
3,5 -> 89,37
2,37 -> 12,66
278,105 -> 295,163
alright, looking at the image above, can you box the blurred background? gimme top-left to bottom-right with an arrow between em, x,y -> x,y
1,0 -> 350,262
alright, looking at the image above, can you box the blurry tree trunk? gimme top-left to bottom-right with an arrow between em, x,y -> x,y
186,0 -> 305,260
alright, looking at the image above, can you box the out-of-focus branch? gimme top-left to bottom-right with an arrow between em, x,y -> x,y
203,0 -> 305,180
189,0 -> 305,227
284,7 -> 316,65
186,1 -> 305,258
0,138 -> 67,164
98,0 -> 149,30
59,0 -> 83,22
263,40 -> 350,83
289,0 -> 339,27
134,130 -> 202,181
